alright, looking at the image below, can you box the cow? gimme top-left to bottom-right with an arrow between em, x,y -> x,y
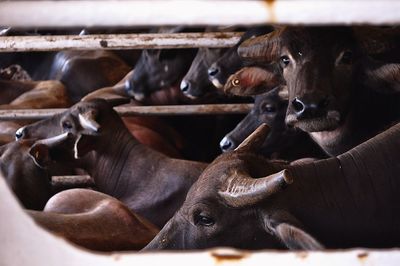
0,79 -> 69,109
145,122 -> 400,250
207,27 -> 273,90
28,188 -> 159,251
220,87 -> 325,160
47,50 -> 131,103
0,64 -> 31,81
0,132 -> 75,210
227,26 -> 400,156
180,48 -> 227,99
125,27 -> 198,101
16,99 -> 207,228
0,79 -> 70,145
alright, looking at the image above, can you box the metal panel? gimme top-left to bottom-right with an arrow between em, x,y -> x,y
0,1 -> 399,28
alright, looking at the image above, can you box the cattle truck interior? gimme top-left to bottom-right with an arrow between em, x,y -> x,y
1,0 -> 400,265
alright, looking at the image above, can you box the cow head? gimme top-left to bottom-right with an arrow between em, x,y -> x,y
125,27 -> 197,101
237,26 -> 400,133
0,132 -> 71,210
220,87 -> 291,154
180,48 -> 227,99
144,124 -> 323,250
15,99 -> 128,159
207,27 -> 274,90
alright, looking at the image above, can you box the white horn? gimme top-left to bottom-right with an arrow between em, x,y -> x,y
78,113 -> 100,132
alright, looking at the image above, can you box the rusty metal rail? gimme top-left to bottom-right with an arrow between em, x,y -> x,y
0,104 -> 253,120
0,32 -> 243,52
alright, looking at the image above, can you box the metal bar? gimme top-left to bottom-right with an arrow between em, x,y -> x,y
0,104 -> 253,120
0,32 -> 243,52
0,1 -> 400,28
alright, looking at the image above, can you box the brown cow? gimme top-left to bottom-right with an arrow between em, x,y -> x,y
226,26 -> 400,156
145,123 -> 400,250
17,99 -> 207,228
28,189 -> 159,251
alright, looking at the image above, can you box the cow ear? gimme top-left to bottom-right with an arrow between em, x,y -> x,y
363,60 -> 400,93
261,211 -> 324,250
235,123 -> 270,153
74,134 -> 96,159
29,143 -> 51,169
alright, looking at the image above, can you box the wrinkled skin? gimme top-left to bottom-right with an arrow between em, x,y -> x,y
237,26 -> 400,155
180,48 -> 227,99
146,122 -> 400,250
144,153 -> 286,250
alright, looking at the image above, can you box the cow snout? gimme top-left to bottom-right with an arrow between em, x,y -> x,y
291,96 -> 330,119
208,65 -> 220,77
220,136 -> 235,152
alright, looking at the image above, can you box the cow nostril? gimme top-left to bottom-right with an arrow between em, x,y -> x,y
292,98 -> 305,114
208,66 -> 219,77
220,137 -> 233,152
180,80 -> 190,92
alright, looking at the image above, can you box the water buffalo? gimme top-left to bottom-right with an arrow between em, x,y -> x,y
231,26 -> 400,156
28,189 -> 159,251
125,27 -> 198,101
145,122 -> 400,250
16,99 -> 207,228
180,48 -> 227,99
207,26 -> 273,90
0,133 -> 74,210
220,87 -> 324,160
48,50 -> 131,103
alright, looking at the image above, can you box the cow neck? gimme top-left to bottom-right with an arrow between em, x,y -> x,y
284,123 -> 400,247
85,124 -> 170,198
310,84 -> 400,156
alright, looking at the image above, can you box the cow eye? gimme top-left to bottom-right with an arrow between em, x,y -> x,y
280,56 -> 290,68
261,103 -> 276,113
62,121 -> 73,130
340,50 -> 353,64
194,213 -> 215,226
231,78 -> 240,87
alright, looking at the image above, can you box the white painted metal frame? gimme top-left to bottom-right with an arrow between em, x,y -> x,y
1,1 -> 400,265
0,32 -> 242,52
0,176 -> 398,266
0,0 -> 400,27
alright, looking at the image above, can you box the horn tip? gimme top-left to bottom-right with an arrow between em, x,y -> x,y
282,169 -> 294,184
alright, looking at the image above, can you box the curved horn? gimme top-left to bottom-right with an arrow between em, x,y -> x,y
219,169 -> 293,208
78,111 -> 100,132
34,132 -> 71,148
235,123 -> 270,152
355,27 -> 400,55
238,28 -> 285,62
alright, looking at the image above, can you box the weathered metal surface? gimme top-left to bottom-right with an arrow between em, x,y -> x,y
1,175 -> 400,265
51,175 -> 94,188
0,32 -> 243,52
0,104 -> 254,120
0,0 -> 399,28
